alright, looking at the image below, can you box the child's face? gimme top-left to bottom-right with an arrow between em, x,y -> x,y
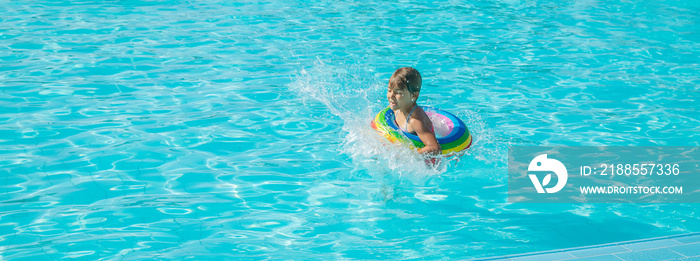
387,86 -> 415,110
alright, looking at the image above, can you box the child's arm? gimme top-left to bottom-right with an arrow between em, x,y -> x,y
410,115 -> 441,156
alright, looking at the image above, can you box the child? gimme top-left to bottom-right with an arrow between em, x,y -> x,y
386,67 -> 441,156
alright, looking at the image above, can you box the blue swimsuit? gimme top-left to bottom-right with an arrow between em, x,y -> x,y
399,105 -> 418,133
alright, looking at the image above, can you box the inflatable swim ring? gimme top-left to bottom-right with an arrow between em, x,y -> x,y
370,106 -> 472,155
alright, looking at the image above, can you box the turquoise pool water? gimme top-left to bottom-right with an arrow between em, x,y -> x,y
1,0 -> 699,259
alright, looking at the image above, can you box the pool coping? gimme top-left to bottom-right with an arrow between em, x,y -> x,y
470,232 -> 700,260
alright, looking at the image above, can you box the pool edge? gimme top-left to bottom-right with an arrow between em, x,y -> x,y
470,232 -> 700,260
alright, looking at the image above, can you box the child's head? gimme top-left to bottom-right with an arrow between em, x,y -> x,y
389,67 -> 422,98
387,67 -> 422,110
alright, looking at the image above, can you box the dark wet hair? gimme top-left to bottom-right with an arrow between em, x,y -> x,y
388,67 -> 422,95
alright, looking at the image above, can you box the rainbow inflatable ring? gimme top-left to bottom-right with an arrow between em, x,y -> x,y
370,106 -> 472,155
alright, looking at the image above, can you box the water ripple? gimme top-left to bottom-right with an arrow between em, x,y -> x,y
0,0 -> 698,259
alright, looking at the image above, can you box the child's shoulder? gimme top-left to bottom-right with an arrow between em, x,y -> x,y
413,106 -> 428,119
408,105 -> 435,134
410,106 -> 431,124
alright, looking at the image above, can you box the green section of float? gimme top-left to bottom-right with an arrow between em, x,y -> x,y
375,107 -> 410,144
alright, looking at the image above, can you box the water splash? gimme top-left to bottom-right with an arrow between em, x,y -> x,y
290,61 -> 497,182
